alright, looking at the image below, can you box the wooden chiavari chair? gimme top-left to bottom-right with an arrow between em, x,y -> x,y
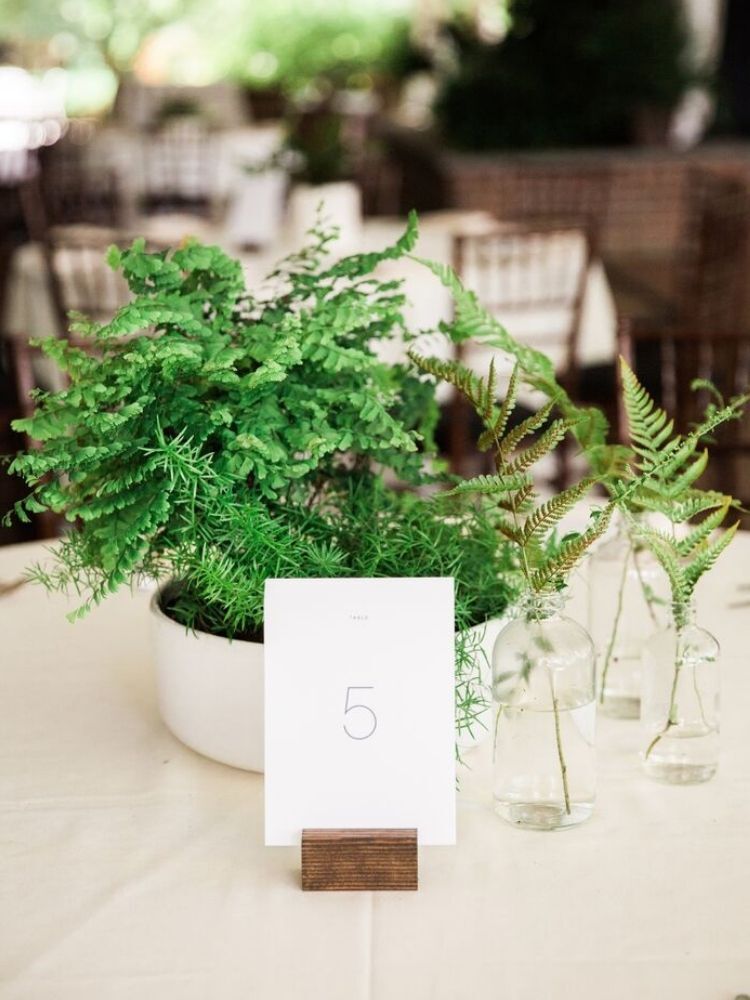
448,221 -> 595,482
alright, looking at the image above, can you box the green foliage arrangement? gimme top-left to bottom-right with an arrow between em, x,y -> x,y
408,354 -> 613,594
411,253 -> 627,481
10,217 -> 431,606
617,358 -> 748,628
7,214 -> 521,742
616,358 -> 749,761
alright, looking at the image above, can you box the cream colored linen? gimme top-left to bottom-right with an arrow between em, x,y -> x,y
1,532 -> 748,1000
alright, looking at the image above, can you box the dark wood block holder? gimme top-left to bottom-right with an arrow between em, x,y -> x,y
301,828 -> 418,891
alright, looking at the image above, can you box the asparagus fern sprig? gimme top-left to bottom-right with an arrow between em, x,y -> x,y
409,352 -> 614,593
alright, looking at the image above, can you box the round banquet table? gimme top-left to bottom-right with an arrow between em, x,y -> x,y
1,533 -> 749,1000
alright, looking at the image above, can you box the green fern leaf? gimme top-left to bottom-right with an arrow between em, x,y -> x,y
676,501 -> 731,557
522,478 -> 597,546
503,418 -> 574,477
530,504 -> 614,592
477,362 -> 519,450
684,521 -> 738,589
442,472 -> 532,499
498,399 -> 557,461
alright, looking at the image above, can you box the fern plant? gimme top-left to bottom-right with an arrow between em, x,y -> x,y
407,350 -> 615,816
6,215 -> 526,744
616,358 -> 748,761
617,358 -> 747,628
408,353 -> 616,593
8,216 -> 437,610
594,359 -> 747,708
410,254 -> 630,480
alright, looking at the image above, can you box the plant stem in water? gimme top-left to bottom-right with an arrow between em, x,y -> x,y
633,545 -> 659,627
548,670 -> 571,814
599,542 -> 631,703
645,647 -> 683,759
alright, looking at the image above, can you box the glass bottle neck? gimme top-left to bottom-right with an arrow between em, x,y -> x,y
616,509 -> 646,541
672,599 -> 696,631
515,590 -> 566,622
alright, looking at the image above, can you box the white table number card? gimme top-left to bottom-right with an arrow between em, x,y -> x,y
264,577 -> 456,846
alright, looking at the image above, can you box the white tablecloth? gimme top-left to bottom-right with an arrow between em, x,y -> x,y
1,534 -> 749,999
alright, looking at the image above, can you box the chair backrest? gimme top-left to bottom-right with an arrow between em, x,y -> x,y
454,222 -> 594,391
617,321 -> 750,502
675,169 -> 750,331
39,139 -> 122,228
140,120 -> 216,213
41,228 -> 131,335
447,222 -> 594,483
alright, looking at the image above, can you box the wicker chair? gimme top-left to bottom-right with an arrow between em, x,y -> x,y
610,169 -> 750,333
448,162 -> 612,253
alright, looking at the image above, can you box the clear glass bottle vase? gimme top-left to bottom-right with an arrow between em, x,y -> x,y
641,601 -> 720,783
588,514 -> 668,718
491,591 -> 596,831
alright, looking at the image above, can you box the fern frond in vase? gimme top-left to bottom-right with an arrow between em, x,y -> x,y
617,358 -> 748,777
409,351 -> 613,828
408,351 -> 615,593
617,357 -> 746,621
591,358 -> 747,718
410,254 -> 631,480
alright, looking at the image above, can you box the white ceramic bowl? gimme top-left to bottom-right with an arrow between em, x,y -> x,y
150,591 -> 264,772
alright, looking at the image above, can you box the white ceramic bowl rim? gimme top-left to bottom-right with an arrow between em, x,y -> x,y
149,585 -> 262,649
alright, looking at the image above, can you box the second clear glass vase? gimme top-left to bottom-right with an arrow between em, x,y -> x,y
491,591 -> 596,831
641,602 -> 720,784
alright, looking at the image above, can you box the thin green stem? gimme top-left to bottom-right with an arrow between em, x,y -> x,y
692,662 -> 710,730
548,669 -> 571,814
632,544 -> 659,627
599,542 -> 631,704
645,644 -> 682,760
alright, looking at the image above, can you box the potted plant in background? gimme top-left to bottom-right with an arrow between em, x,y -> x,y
8,215 -> 517,771
284,99 -> 362,250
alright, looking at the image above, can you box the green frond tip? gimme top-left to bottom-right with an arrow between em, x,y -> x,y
618,355 -> 748,517
676,500 -> 731,557
441,472 -> 532,499
410,254 -> 556,380
327,210 -> 419,279
478,363 -> 519,450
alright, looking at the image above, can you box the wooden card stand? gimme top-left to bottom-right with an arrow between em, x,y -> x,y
301,828 -> 418,891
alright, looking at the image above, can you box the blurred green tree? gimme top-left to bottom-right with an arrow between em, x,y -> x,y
436,0 -> 695,149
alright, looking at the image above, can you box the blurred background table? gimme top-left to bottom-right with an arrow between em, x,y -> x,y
1,533 -> 749,1000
